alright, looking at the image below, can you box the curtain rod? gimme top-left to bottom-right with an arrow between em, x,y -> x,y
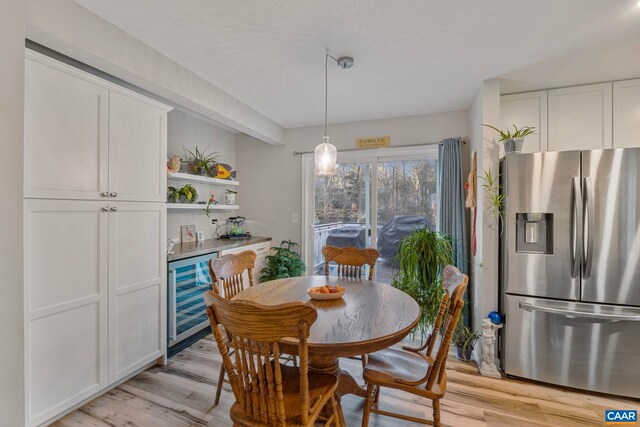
292,137 -> 468,156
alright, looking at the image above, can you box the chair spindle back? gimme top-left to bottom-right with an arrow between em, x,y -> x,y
204,291 -> 318,426
210,250 -> 256,299
322,246 -> 379,280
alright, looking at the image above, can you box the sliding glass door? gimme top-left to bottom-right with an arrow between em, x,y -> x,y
302,146 -> 439,281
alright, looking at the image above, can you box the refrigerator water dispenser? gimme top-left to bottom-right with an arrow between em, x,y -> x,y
515,213 -> 553,254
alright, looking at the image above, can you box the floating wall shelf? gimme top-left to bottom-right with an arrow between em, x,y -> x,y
167,172 -> 239,187
166,203 -> 239,211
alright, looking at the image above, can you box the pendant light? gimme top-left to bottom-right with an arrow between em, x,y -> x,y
314,53 -> 353,175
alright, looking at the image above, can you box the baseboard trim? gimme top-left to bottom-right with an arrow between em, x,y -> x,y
35,360 -> 159,427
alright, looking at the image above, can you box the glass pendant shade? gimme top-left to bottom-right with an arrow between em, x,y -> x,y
314,136 -> 337,176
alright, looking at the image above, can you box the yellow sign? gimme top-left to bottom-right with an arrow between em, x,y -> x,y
356,136 -> 390,148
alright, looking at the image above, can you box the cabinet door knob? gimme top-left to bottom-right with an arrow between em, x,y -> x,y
101,206 -> 109,212
101,192 -> 109,197
109,192 -> 118,197
110,207 -> 118,212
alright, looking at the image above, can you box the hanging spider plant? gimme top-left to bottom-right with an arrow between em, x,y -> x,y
481,170 -> 504,230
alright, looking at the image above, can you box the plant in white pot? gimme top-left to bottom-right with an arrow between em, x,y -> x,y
483,124 -> 535,153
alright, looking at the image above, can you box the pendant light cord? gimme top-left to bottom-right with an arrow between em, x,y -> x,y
324,53 -> 329,138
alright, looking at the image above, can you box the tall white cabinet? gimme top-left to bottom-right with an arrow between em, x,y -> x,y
24,50 -> 171,427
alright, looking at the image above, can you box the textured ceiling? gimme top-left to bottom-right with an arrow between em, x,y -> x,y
74,0 -> 640,128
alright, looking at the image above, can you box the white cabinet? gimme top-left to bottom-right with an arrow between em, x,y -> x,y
24,50 -> 171,202
23,50 -> 169,426
500,91 -> 547,153
109,92 -> 167,202
108,202 -> 166,381
613,79 -> 640,148
24,200 -> 109,426
220,240 -> 271,286
24,58 -> 109,200
548,83 -> 612,151
24,200 -> 167,425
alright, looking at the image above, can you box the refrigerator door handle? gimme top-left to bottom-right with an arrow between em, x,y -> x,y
519,301 -> 640,321
582,177 -> 595,279
168,269 -> 177,343
570,177 -> 582,278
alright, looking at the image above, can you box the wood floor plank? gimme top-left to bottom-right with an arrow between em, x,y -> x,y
53,335 -> 639,427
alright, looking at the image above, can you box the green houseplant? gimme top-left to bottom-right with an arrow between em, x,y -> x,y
481,170 -> 504,230
454,325 -> 480,361
482,124 -> 535,153
167,186 -> 179,203
259,240 -> 306,282
178,184 -> 197,203
185,146 -> 218,176
391,227 -> 454,338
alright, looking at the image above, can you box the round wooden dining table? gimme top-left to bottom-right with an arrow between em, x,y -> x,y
232,275 -> 421,401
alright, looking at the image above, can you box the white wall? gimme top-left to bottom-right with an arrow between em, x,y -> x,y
167,110 -> 238,240
0,0 -> 25,425
237,110 -> 469,246
468,79 -> 501,362
25,0 -> 284,145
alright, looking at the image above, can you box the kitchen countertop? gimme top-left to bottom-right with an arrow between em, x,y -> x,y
167,236 -> 272,262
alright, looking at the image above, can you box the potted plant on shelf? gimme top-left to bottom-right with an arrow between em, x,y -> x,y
167,186 -> 179,203
391,227 -> 454,339
259,240 -> 306,282
482,124 -> 535,153
178,184 -> 198,203
454,325 -> 480,361
185,146 -> 218,176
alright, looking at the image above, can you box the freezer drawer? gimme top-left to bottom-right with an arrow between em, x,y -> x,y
504,294 -> 640,399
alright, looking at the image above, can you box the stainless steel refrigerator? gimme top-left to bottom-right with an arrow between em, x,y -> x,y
501,148 -> 640,399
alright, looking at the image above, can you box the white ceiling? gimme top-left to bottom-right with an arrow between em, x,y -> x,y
75,0 -> 640,128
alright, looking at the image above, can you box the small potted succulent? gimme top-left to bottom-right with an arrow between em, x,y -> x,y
482,124 -> 535,153
454,325 -> 480,362
185,146 -> 218,176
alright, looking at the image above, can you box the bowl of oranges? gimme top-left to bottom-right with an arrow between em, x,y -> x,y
307,284 -> 346,300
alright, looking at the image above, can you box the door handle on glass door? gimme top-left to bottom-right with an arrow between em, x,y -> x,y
583,177 -> 594,279
570,177 -> 582,278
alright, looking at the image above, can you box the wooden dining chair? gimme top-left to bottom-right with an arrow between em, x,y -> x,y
210,250 -> 257,300
204,291 -> 343,426
322,245 -> 380,368
322,246 -> 379,281
209,250 -> 257,406
360,265 -> 469,427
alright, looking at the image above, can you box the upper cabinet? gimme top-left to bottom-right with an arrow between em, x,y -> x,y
24,51 -> 172,202
25,58 -> 109,200
613,79 -> 640,148
500,91 -> 548,153
548,83 -> 612,151
108,91 -> 167,202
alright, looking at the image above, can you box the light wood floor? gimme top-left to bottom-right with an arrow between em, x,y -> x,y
54,335 -> 639,427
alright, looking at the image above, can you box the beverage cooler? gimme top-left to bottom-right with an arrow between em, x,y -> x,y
168,252 -> 217,354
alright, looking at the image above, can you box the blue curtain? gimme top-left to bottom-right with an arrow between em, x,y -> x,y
437,138 -> 467,273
